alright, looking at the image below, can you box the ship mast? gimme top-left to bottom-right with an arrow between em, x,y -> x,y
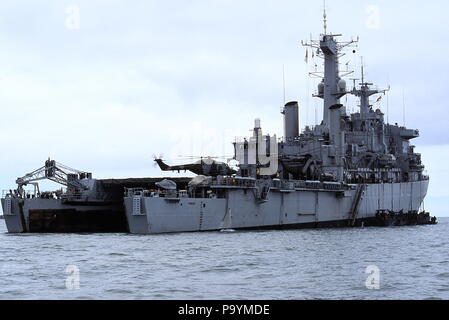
351,61 -> 389,119
302,8 -> 357,128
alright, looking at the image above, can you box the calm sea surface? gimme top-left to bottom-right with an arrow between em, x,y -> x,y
0,218 -> 448,300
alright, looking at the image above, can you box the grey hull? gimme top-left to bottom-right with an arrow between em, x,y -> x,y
124,180 -> 429,234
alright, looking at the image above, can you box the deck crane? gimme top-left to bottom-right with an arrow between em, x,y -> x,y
15,159 -> 92,197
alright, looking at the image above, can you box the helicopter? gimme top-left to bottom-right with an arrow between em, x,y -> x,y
154,156 -> 237,177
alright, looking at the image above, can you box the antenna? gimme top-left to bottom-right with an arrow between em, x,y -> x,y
306,67 -> 310,126
323,0 -> 327,34
386,90 -> 389,124
283,64 -> 286,104
402,88 -> 406,127
386,75 -> 390,124
361,56 -> 365,84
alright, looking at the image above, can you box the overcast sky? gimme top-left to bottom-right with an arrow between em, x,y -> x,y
0,0 -> 447,216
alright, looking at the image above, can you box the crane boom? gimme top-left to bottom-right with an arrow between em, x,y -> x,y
16,159 -> 92,192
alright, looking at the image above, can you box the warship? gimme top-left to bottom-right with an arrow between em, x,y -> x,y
122,18 -> 436,234
1,14 -> 437,234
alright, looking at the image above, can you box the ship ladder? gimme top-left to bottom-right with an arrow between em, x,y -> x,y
132,196 -> 142,215
4,198 -> 12,215
349,184 -> 366,227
